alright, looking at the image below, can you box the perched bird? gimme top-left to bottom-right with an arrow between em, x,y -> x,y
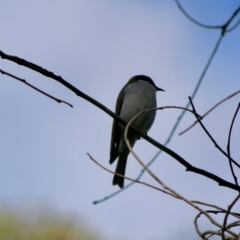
109,75 -> 164,188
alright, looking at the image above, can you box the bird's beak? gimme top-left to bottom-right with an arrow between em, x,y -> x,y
156,86 -> 165,92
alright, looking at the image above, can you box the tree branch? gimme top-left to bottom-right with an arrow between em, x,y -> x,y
0,68 -> 73,108
188,97 -> 240,169
179,90 -> 240,135
227,103 -> 240,189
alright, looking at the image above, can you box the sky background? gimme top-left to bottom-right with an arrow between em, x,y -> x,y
1,1 -> 240,239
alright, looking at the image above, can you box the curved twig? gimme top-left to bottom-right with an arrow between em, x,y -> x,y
222,6 -> 240,33
175,0 -> 223,29
226,17 -> 240,32
222,191 -> 240,238
194,208 -> 240,239
227,103 -> 240,188
176,0 -> 240,35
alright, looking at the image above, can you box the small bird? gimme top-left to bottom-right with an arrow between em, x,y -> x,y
109,75 -> 164,188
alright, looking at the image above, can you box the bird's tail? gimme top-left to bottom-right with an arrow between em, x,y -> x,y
112,154 -> 127,188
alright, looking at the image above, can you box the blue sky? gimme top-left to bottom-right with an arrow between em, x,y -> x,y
1,1 -> 240,239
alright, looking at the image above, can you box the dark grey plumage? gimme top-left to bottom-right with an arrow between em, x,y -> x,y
109,75 -> 164,188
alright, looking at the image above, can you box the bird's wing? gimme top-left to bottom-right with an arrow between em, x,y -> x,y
109,87 -> 125,164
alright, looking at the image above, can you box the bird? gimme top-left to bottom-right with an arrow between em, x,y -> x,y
109,75 -> 164,188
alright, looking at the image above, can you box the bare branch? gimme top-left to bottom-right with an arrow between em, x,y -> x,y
192,201 -> 240,219
86,153 -> 177,202
188,97 -> 240,169
227,18 -> 240,32
175,0 -> 223,29
0,68 -> 73,108
222,194 -> 240,240
227,103 -> 240,189
194,208 -> 240,239
179,90 -> 240,135
176,0 -> 240,36
222,6 -> 240,34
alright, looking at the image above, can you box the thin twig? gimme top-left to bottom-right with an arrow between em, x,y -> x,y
227,103 -> 240,189
86,153 -> 177,200
0,68 -> 73,108
179,90 -> 240,135
175,0 -> 223,29
192,201 -> 240,219
195,209 -> 240,239
222,194 -> 240,240
226,17 -> 240,32
192,201 -> 225,211
188,97 -> 240,169
176,0 -> 240,35
222,6 -> 240,33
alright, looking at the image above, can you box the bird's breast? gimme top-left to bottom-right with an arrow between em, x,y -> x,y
119,82 -> 157,132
